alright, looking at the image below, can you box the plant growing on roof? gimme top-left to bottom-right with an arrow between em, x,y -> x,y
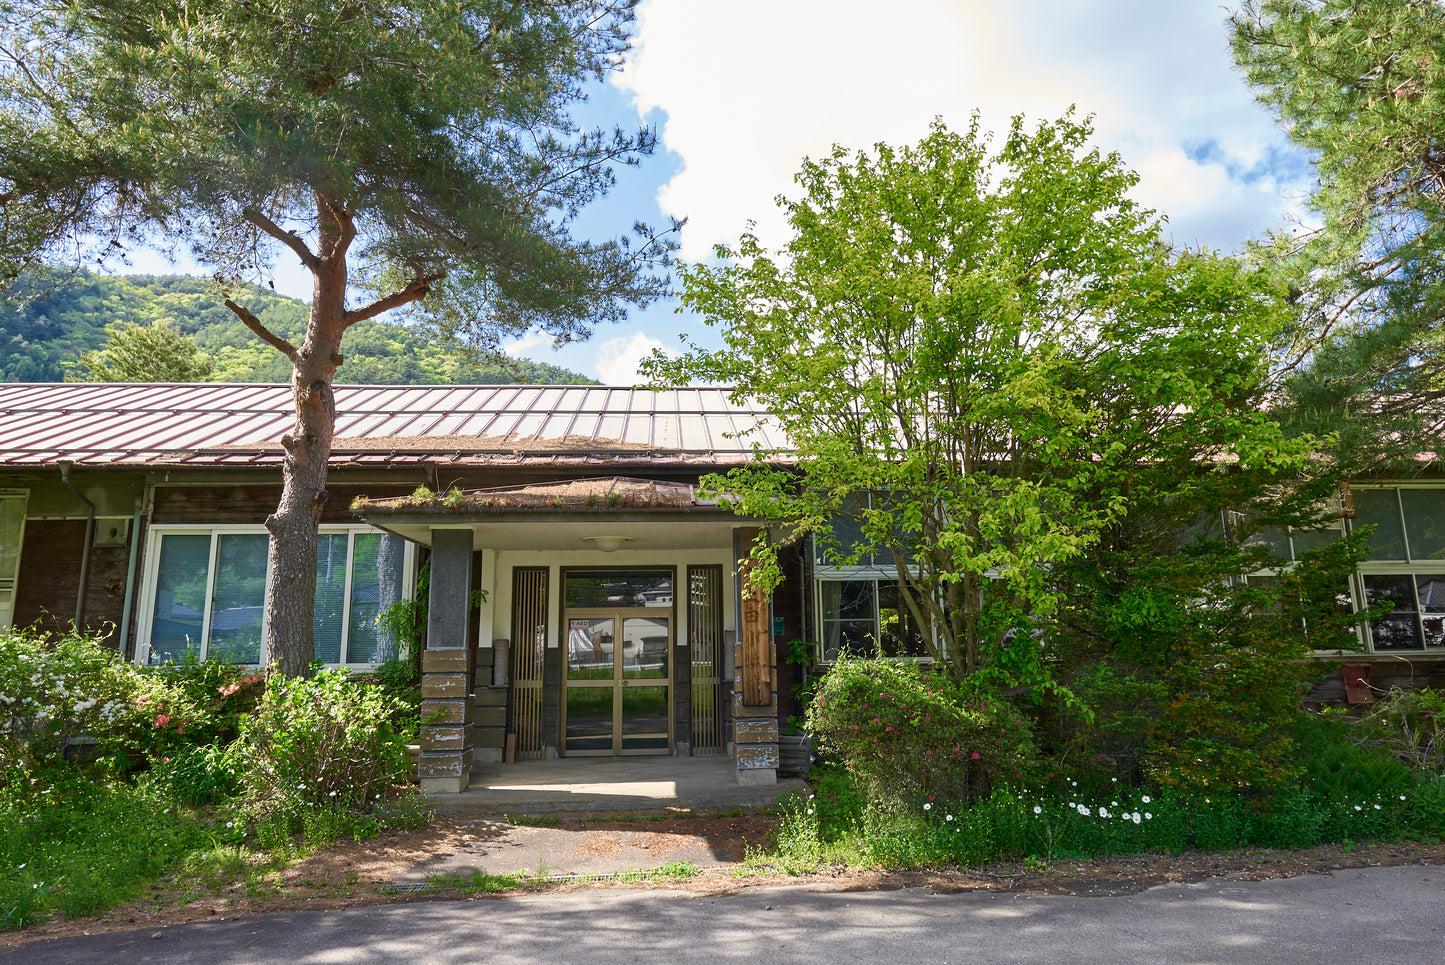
647,113 -> 1322,689
0,0 -> 675,676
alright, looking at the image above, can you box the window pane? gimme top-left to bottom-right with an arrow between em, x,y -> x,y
347,533 -> 407,664
821,580 -> 875,660
816,495 -> 876,567
620,616 -> 669,679
1419,574 -> 1445,649
1364,574 -> 1421,650
1401,489 -> 1445,561
148,534 -> 211,663
1354,489 -> 1407,561
1242,525 -> 1290,560
311,534 -> 349,664
564,571 -> 672,608
877,580 -> 929,657
0,496 -> 24,579
1290,525 -> 1341,559
208,534 -> 267,663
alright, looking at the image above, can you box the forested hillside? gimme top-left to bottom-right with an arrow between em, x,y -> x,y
0,272 -> 596,384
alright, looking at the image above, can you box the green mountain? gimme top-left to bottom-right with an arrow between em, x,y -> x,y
0,271 -> 597,385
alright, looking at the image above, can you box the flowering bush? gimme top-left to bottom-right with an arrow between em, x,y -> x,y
807,657 -> 1035,809
0,628 -> 163,778
227,670 -> 422,841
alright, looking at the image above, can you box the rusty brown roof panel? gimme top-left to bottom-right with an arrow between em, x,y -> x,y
0,382 -> 787,469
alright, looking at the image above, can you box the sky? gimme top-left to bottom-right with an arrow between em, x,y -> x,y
122,0 -> 1313,385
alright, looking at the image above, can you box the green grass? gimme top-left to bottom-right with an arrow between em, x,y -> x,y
0,771 -> 225,928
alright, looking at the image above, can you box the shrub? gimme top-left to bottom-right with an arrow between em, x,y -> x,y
140,656 -> 266,753
365,659 -> 422,737
0,627 -> 162,779
807,657 -> 1036,810
227,670 -> 424,842
148,744 -> 240,805
1346,687 -> 1445,776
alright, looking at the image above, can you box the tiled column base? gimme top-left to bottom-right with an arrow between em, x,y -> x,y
732,639 -> 779,785
420,648 -> 474,793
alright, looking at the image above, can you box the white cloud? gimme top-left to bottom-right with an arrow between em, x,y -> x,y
502,332 -> 551,359
619,0 -> 1309,260
595,331 -> 672,385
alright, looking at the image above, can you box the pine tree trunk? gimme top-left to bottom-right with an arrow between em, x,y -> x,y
262,236 -> 347,676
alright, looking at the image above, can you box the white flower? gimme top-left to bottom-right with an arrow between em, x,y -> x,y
1099,807 -> 1110,818
1401,795 -> 1408,801
1111,777 -> 1118,783
1141,795 -> 1151,804
226,821 -> 234,827
1111,801 -> 1118,807
1033,806 -> 1042,815
945,815 -> 954,822
1077,805 -> 1090,816
923,803 -> 932,811
1131,813 -> 1141,824
1144,813 -> 1152,820
1374,804 -> 1381,810
1354,805 -> 1362,811
16,863 -> 24,870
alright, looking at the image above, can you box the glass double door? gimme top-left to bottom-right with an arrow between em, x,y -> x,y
564,608 -> 671,755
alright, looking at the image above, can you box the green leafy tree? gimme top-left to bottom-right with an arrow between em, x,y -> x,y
0,1 -> 672,674
648,115 -> 1319,688
72,320 -> 215,382
1231,0 -> 1445,453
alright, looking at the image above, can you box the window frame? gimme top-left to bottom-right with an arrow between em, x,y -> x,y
812,535 -> 934,664
1346,483 -> 1445,654
0,489 -> 27,632
135,523 -> 416,667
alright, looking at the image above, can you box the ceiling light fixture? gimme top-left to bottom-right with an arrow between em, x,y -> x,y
583,536 -> 632,553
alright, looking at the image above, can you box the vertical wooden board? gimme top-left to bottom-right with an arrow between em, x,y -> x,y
740,558 -> 771,706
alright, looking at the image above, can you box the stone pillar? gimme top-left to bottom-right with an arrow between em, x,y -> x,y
419,528 -> 474,794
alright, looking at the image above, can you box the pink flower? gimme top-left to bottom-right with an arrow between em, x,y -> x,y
154,714 -> 171,727
971,752 -> 981,760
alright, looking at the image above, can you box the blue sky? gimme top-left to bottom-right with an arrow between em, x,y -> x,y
122,0 -> 1313,384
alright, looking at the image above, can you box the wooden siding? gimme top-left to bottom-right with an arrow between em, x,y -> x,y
153,484 -> 416,524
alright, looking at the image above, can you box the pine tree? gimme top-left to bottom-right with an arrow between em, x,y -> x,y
1232,0 -> 1445,457
0,0 -> 673,674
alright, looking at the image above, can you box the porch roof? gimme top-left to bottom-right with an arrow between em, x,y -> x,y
354,475 -> 745,550
0,382 -> 789,469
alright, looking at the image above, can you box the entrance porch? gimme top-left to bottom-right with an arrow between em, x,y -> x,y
356,477 -> 790,795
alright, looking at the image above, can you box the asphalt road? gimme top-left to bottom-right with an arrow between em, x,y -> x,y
6,865 -> 1444,964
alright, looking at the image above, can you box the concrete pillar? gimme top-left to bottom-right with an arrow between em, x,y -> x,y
419,528 -> 474,794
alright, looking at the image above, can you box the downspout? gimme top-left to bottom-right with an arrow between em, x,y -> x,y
116,492 -> 145,660
57,460 -> 96,628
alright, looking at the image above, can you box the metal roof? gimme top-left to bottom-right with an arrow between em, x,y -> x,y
0,383 -> 787,468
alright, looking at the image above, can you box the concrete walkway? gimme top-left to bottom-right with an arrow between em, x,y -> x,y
431,756 -> 809,816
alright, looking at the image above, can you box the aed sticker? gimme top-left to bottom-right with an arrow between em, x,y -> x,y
570,619 -> 592,630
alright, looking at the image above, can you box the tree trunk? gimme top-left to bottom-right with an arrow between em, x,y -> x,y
262,234 -> 347,676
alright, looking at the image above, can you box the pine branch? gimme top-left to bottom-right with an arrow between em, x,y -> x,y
343,272 -> 443,327
224,298 -> 298,363
241,207 -> 319,271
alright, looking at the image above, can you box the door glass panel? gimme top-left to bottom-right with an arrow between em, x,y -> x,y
348,533 -> 407,664
564,572 -> 673,608
620,685 -> 670,751
620,616 -> 669,679
149,534 -> 212,663
1401,490 -> 1445,561
1355,489 -> 1407,561
565,687 -> 614,753
209,534 -> 268,663
567,617 -> 615,679
1364,574 -> 1422,650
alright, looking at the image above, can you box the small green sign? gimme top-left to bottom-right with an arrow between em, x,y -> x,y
773,616 -> 785,637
